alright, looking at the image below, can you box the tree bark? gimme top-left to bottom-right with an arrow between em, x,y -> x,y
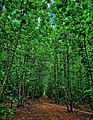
66,39 -> 73,112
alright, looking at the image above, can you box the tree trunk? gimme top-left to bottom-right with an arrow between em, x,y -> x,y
83,34 -> 93,110
0,21 -> 23,98
66,39 -> 73,113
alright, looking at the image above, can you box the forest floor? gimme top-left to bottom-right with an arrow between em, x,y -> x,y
12,96 -> 93,120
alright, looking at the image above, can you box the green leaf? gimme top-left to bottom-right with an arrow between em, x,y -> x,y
1,115 -> 6,119
1,51 -> 7,61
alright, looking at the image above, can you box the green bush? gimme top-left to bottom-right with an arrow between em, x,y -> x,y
0,103 -> 14,120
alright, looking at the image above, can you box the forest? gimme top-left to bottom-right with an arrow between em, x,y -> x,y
0,0 -> 93,120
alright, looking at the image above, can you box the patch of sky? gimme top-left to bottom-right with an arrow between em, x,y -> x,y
71,0 -> 76,1
50,14 -> 56,23
47,3 -> 51,8
51,0 -> 54,4
13,18 -> 19,23
38,17 -> 41,23
7,15 -> 19,23
49,13 -> 56,28
36,17 -> 41,29
7,16 -> 11,19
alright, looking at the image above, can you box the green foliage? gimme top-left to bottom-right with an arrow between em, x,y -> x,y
1,51 -> 7,61
0,103 -> 14,119
10,97 -> 18,103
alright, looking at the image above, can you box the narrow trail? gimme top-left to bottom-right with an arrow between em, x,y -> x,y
12,102 -> 93,120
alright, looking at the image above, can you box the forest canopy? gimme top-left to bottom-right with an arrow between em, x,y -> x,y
0,0 -> 93,119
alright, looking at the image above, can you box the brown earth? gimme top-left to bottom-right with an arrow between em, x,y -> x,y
12,96 -> 93,120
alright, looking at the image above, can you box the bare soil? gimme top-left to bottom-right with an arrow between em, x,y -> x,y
12,96 -> 93,120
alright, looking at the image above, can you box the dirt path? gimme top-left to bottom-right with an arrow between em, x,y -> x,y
12,102 -> 93,120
